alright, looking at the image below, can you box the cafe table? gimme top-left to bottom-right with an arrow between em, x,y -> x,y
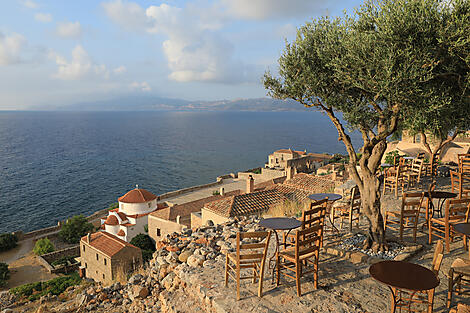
454,223 -> 470,260
258,217 -> 302,283
369,260 -> 440,313
423,191 -> 457,218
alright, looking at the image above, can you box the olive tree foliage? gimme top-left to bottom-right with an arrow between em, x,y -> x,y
263,0 -> 470,250
402,0 -> 470,173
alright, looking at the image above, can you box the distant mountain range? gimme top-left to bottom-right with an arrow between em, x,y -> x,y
48,95 -> 310,112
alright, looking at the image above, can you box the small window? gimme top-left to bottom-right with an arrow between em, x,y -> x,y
96,270 -> 98,275
85,263 -> 87,268
96,253 -> 99,261
148,202 -> 151,208
157,228 -> 161,237
103,274 -> 105,280
83,245 -> 85,252
104,258 -> 107,266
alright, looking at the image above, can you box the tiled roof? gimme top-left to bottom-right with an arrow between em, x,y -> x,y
104,215 -> 119,225
81,232 -> 140,257
205,189 -> 284,218
116,212 -> 127,221
283,173 -> 335,194
274,149 -> 306,155
118,188 -> 157,203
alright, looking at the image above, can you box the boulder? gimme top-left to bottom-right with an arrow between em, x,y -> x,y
187,254 -> 205,267
178,250 -> 193,263
131,285 -> 149,300
128,274 -> 143,285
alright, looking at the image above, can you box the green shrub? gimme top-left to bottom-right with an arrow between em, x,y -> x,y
0,233 -> 18,252
130,234 -> 155,263
59,215 -> 94,244
33,238 -> 55,255
384,150 -> 400,165
51,256 -> 75,267
212,190 -> 220,196
10,272 -> 81,301
144,224 -> 148,233
0,262 -> 9,287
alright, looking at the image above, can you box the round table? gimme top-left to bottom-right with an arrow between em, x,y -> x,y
308,193 -> 342,233
259,217 -> 302,283
369,261 -> 440,313
454,223 -> 470,259
423,191 -> 457,218
403,156 -> 416,160
381,163 -> 393,168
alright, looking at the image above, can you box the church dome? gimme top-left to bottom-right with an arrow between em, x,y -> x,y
118,188 -> 157,203
104,215 -> 119,225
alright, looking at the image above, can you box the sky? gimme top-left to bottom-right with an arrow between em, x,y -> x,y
0,0 -> 363,110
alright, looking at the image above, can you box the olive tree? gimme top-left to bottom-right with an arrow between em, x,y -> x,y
264,0 -> 470,250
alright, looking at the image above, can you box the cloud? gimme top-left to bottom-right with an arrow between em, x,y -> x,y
103,1 -> 254,84
56,21 -> 82,39
35,12 -> 52,23
50,45 -> 109,80
19,0 -> 38,9
0,32 -> 26,66
130,81 -> 151,92
102,0 -> 152,31
113,65 -> 126,74
221,0 -> 330,20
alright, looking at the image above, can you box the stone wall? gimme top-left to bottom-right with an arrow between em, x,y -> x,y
148,215 -> 186,242
38,246 -> 80,273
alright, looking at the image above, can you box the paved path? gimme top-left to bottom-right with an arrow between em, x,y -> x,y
0,238 -> 34,264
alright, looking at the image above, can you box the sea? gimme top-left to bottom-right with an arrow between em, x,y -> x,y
0,111 -> 362,233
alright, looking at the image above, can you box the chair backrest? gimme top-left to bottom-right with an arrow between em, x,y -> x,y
410,158 -> 424,176
294,217 -> 324,261
401,192 -> 425,219
431,240 -> 444,275
235,231 -> 271,263
458,154 -> 470,174
302,199 -> 328,230
444,198 -> 470,222
350,186 -> 361,211
450,170 -> 463,197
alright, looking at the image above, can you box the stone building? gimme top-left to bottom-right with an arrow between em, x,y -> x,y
101,186 -> 162,242
267,149 -> 307,169
79,232 -> 142,285
201,173 -> 335,225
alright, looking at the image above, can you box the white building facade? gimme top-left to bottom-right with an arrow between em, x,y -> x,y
101,187 -> 158,242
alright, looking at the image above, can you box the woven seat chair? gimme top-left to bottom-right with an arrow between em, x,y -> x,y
384,192 -> 424,242
331,186 -> 361,232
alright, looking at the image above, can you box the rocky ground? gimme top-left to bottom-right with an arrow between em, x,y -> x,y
2,198 -> 470,313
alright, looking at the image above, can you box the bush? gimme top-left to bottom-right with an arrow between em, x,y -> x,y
0,262 -> 9,287
50,256 -> 75,267
33,238 -> 55,255
59,215 -> 94,244
384,150 -> 400,165
10,272 -> 81,301
130,234 -> 155,263
0,233 -> 18,252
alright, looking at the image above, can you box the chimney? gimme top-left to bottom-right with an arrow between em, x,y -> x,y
176,215 -> 181,224
287,166 -> 295,180
220,187 -> 225,196
246,175 -> 254,194
87,233 -> 91,243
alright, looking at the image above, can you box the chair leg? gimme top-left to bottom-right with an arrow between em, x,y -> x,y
236,264 -> 241,300
258,263 -> 266,298
399,219 -> 404,242
413,218 -> 417,243
276,253 -> 280,286
225,255 -> 229,287
427,289 -> 435,313
447,268 -> 454,308
295,261 -> 301,297
313,256 -> 318,290
428,220 -> 432,245
445,224 -> 450,253
252,267 -> 257,284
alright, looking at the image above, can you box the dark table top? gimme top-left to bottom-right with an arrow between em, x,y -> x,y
258,217 -> 302,231
369,261 -> 439,291
454,223 -> 470,236
308,193 -> 342,202
423,191 -> 457,199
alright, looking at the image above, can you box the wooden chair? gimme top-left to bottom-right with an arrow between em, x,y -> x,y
398,240 -> 444,312
225,230 -> 271,300
384,192 -> 424,242
449,304 -> 470,313
406,158 -> 425,188
458,154 -> 470,174
428,198 -> 470,252
451,170 -> 470,199
448,257 -> 470,308
383,164 -> 408,197
284,199 -> 328,247
331,186 -> 361,232
277,204 -> 326,296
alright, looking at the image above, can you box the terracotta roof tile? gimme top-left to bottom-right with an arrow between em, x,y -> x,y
205,189 -> 284,218
81,232 -> 140,257
104,215 -> 119,226
117,229 -> 125,236
274,149 -> 306,155
116,212 -> 127,221
118,188 -> 157,203
283,173 -> 335,194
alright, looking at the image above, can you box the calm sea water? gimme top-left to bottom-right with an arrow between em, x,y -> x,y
0,111 -> 361,233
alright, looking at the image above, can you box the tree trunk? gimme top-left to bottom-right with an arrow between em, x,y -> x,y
357,171 -> 387,252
